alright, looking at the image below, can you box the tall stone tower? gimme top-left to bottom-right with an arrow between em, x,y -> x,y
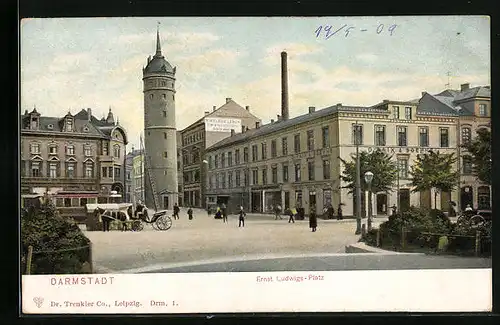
142,25 -> 178,210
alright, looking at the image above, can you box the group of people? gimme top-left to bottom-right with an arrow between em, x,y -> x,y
214,203 -> 246,227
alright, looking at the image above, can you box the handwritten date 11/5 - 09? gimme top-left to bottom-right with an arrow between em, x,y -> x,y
315,24 -> 397,39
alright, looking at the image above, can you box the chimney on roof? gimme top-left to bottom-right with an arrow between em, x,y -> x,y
271,119 -> 275,123
87,108 -> 92,122
213,105 -> 216,111
461,83 -> 470,91
281,51 -> 290,121
308,106 -> 316,113
421,92 -> 426,97
226,98 -> 232,103
231,129 -> 235,136
241,125 -> 246,133
24,109 -> 28,115
255,121 -> 260,129
245,105 -> 250,111
336,103 -> 342,108
204,111 -> 210,115
382,100 -> 389,103
277,114 -> 281,121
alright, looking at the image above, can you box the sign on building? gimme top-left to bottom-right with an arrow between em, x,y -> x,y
204,118 -> 242,133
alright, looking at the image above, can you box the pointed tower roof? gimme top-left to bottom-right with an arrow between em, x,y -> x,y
143,23 -> 174,75
106,106 -> 115,124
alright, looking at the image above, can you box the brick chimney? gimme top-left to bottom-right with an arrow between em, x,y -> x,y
281,51 -> 289,121
461,83 -> 470,92
204,111 -> 210,115
277,114 -> 281,121
213,105 -> 216,111
245,105 -> 250,111
255,121 -> 260,129
308,106 -> 315,113
226,98 -> 232,103
87,108 -> 92,121
336,103 -> 342,108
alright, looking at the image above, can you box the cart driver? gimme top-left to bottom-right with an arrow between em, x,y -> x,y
135,200 -> 145,217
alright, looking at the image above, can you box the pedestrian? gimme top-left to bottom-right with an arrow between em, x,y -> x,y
465,204 -> 473,212
173,203 -> 180,220
309,206 -> 318,232
221,203 -> 228,223
238,206 -> 246,227
101,211 -> 111,232
391,204 -> 397,217
337,204 -> 343,220
188,206 -> 193,220
275,204 -> 282,220
287,207 -> 295,223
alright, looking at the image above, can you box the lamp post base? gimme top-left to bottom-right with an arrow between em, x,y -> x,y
355,218 -> 362,235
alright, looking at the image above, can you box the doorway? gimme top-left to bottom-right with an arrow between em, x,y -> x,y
163,196 -> 169,210
284,191 -> 290,209
460,186 -> 473,211
251,192 -> 262,212
376,193 -> 387,215
399,189 -> 410,213
477,186 -> 491,209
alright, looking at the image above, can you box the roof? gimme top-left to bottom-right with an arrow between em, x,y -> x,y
453,86 -> 491,102
143,54 -> 174,75
207,104 -> 374,151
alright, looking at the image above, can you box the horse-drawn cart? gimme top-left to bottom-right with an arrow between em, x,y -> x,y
85,203 -> 172,231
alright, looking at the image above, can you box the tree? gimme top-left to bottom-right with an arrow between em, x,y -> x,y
409,150 -> 458,209
462,128 -> 491,185
340,149 -> 398,224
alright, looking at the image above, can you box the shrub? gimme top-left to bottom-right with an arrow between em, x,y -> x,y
21,199 -> 91,274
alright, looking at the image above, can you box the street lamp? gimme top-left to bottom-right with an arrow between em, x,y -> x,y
364,171 -> 374,231
354,121 -> 362,235
454,106 -> 462,212
202,159 -> 209,215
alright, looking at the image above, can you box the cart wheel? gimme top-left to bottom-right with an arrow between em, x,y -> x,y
152,222 -> 159,230
156,215 -> 173,231
132,220 -> 143,231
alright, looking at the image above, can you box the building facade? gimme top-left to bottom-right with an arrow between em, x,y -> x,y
180,98 -> 261,209
142,27 -> 178,210
205,84 -> 491,216
20,107 -> 128,221
177,130 -> 183,206
125,148 -> 142,204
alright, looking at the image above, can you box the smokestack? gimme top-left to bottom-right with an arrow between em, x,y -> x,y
308,106 -> 315,113
281,51 -> 289,121
461,83 -> 470,92
87,108 -> 92,121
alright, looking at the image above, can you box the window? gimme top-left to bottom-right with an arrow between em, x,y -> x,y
261,143 -> 267,160
113,145 -> 121,158
66,145 -> 75,155
440,128 -> 449,147
243,147 -> 249,163
393,106 -> 400,119
307,130 -> 314,151
235,149 -> 240,164
397,158 -> 408,179
228,171 -> 233,188
244,170 -> 249,186
49,145 -> 57,155
163,111 -> 166,118
108,167 -> 113,178
64,198 -> 72,207
405,107 -> 412,120
294,134 -> 301,153
164,132 -> 167,139
84,146 -> 91,156
252,145 -> 258,161
31,161 -> 40,177
323,160 -> 330,180
308,161 -> 315,181
252,170 -> 258,185
103,142 -> 109,156
221,153 -> 225,168
282,164 -> 289,182
30,143 -> 41,154
271,140 -> 277,158
235,170 -> 241,187
66,119 -> 73,131
194,170 -> 200,181
114,167 -> 121,179
163,152 -> 168,158
272,167 -> 278,184
162,94 -> 166,99
102,167 -> 107,178
66,162 -> 75,178
397,126 -> 407,146
262,168 -> 267,185
150,94 -> 154,100
375,125 -> 386,146
215,173 -> 220,188
215,154 -> 219,168
462,156 -> 473,174
322,126 -> 330,148
294,163 -> 301,182
419,127 -> 429,147
228,152 -> 233,166
49,163 -> 57,178
461,127 -> 471,145
282,137 -> 288,156
209,156 -> 213,169
352,124 -> 363,145
479,104 -> 487,116
85,162 -> 94,178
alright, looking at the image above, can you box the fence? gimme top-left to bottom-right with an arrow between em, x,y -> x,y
23,242 -> 93,275
370,227 -> 491,257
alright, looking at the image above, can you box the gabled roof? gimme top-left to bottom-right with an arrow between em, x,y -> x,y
453,86 -> 491,102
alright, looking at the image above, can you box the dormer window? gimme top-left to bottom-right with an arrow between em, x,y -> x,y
47,124 -> 54,130
30,143 -> 40,154
113,144 -> 121,158
66,145 -> 75,156
49,145 -> 58,155
479,104 -> 488,116
30,118 -> 39,130
66,118 -> 73,132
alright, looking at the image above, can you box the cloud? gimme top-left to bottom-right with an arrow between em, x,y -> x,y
355,53 -> 378,63
176,49 -> 242,76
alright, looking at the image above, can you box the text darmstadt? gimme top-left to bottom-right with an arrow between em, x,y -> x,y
50,276 -> 115,286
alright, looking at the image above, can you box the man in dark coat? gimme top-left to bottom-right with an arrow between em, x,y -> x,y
286,207 -> 295,223
309,206 -> 318,232
188,206 -> 193,220
221,203 -> 228,223
173,203 -> 180,220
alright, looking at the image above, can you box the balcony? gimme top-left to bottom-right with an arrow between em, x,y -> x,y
97,155 -> 114,162
21,176 -> 97,184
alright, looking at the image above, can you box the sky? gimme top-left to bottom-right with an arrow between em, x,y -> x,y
20,16 -> 490,151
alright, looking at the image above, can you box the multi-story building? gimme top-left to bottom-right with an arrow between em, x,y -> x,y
131,153 -> 144,205
180,98 -> 261,208
205,83 -> 490,216
125,148 -> 142,204
20,107 -> 128,221
176,130 -> 183,206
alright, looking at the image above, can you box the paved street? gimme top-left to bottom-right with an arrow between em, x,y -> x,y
84,210 -> 366,273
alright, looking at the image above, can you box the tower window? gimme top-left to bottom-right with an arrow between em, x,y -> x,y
163,111 -> 167,117
162,94 -> 166,99
164,132 -> 167,139
163,152 -> 168,158
172,94 -> 175,100
150,94 -> 153,100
